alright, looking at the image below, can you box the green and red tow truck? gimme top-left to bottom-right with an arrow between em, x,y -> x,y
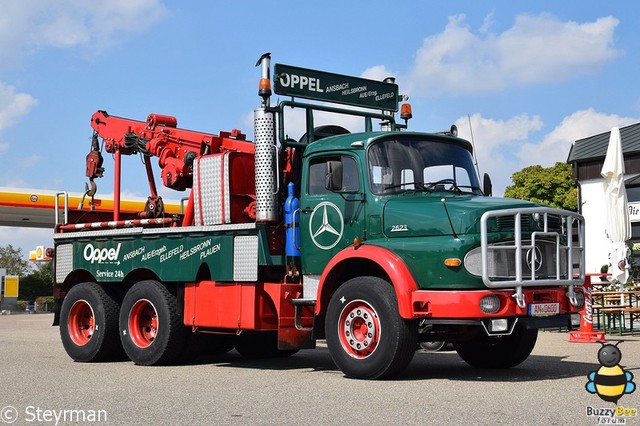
52,53 -> 585,379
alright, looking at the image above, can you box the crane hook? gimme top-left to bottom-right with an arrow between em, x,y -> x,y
78,179 -> 97,210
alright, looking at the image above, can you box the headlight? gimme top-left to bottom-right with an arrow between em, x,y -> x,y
480,295 -> 501,314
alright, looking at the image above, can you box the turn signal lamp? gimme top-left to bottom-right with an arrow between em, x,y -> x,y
444,258 -> 461,267
353,236 -> 362,248
258,78 -> 272,98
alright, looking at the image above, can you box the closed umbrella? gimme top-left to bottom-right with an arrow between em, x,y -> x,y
601,127 -> 631,288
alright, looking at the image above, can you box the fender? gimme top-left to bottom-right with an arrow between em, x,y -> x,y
315,244 -> 418,318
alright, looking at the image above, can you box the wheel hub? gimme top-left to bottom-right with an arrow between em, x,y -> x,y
128,299 -> 158,348
339,301 -> 379,358
68,300 -> 95,346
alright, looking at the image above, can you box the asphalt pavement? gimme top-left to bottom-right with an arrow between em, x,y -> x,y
1,313 -> 639,426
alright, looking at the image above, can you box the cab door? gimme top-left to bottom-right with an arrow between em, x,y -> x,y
299,154 -> 365,275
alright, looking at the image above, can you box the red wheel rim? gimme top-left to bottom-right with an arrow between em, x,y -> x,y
337,300 -> 380,359
128,299 -> 158,348
68,300 -> 95,346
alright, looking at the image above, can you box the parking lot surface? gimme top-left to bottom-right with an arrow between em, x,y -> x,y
1,313 -> 639,425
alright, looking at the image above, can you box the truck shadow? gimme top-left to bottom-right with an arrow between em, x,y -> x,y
188,347 -> 620,383
399,351 -> 603,382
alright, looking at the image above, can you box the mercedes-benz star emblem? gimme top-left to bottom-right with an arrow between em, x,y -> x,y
526,246 -> 543,271
309,202 -> 344,250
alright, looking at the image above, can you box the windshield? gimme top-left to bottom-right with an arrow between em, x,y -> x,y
367,137 -> 483,195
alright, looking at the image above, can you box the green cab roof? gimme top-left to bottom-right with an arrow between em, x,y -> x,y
301,131 -> 474,157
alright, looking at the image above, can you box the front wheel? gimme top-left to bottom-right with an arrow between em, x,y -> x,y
453,324 -> 538,369
325,277 -> 417,379
119,280 -> 187,365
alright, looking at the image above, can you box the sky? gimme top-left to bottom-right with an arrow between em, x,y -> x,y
1,1 -> 640,260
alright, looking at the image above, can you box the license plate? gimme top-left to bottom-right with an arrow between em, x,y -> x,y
528,303 -> 560,317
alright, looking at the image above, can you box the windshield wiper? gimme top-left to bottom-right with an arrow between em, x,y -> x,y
455,185 -> 484,195
425,179 -> 462,194
383,182 -> 432,193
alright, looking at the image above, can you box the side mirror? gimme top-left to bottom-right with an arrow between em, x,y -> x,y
483,173 -> 493,197
325,160 -> 343,191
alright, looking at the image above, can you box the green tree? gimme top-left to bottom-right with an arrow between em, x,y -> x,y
0,244 -> 32,276
504,162 -> 578,211
20,261 -> 54,300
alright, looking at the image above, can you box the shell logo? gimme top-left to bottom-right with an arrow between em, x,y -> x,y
29,245 -> 51,261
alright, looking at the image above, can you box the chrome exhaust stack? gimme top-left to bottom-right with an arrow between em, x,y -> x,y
254,53 -> 278,222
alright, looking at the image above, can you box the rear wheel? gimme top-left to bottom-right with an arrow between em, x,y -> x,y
453,324 -> 538,369
325,277 -> 417,379
119,280 -> 187,365
60,282 -> 123,362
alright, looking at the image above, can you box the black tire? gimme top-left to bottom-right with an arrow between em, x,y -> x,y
235,331 -> 298,359
453,324 -> 538,369
59,282 -> 123,362
325,277 -> 418,379
119,280 -> 187,366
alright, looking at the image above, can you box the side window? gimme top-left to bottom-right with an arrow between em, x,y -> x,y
308,160 -> 329,195
342,156 -> 360,192
308,156 -> 360,195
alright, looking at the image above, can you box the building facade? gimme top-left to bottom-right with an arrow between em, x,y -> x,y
567,123 -> 640,275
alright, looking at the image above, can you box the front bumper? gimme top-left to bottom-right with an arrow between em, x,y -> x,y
411,287 -> 583,319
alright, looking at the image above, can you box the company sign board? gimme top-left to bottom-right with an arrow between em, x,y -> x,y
274,64 -> 399,111
72,234 -> 237,282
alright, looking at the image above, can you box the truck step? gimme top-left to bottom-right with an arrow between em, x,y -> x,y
291,299 -> 316,331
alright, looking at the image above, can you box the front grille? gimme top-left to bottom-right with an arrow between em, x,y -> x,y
471,240 -> 568,279
493,212 -> 563,233
471,207 -> 585,289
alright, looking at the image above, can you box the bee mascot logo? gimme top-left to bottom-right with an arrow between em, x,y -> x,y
586,341 -> 636,403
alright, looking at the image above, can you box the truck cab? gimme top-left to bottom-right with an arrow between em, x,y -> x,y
291,125 -> 584,378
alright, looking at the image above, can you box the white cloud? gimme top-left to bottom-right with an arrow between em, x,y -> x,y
0,82 -> 38,131
405,13 -> 620,97
454,113 -> 543,195
362,65 -> 396,82
479,11 -> 496,34
517,108 -> 639,167
0,0 -> 169,63
452,109 -> 640,196
0,82 -> 38,157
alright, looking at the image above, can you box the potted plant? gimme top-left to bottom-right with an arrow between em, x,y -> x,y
600,264 -> 609,281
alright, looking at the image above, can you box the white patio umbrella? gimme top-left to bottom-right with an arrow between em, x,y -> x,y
601,127 -> 632,288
